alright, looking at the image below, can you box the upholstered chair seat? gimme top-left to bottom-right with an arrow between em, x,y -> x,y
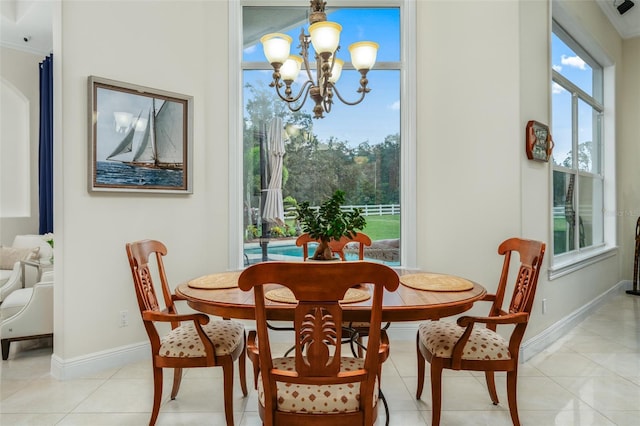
418,320 -> 511,361
1,271 -> 54,360
256,356 -> 379,414
159,320 -> 245,358
1,287 -> 34,319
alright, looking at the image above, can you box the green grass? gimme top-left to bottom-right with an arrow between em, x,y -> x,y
361,215 -> 400,241
283,214 -> 400,241
554,217 -> 567,231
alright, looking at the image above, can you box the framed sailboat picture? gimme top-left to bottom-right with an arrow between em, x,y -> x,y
88,76 -> 193,193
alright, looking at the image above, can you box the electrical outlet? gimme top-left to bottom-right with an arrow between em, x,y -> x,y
119,310 -> 129,327
542,299 -> 547,314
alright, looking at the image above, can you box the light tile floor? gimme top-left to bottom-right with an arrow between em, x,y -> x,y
1,292 -> 639,425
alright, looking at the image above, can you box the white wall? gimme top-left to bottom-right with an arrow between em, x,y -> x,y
618,36 -> 640,280
51,0 -> 628,375
55,0 -> 229,363
0,47 -> 42,243
414,0 -> 620,340
416,1 -> 522,286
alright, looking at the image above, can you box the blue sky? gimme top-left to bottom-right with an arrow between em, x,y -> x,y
243,7 -> 400,146
551,32 -> 597,168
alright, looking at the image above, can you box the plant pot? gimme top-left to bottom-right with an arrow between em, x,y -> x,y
310,241 -> 335,260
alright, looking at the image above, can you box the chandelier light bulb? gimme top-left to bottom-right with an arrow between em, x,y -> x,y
281,55 -> 303,82
349,41 -> 379,71
261,33 -> 292,65
308,21 -> 342,55
328,58 -> 344,84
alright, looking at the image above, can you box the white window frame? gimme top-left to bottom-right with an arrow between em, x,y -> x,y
548,13 -> 617,280
228,0 -> 416,270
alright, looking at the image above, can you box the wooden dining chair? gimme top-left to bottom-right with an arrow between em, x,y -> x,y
295,232 -> 372,260
415,238 -> 545,426
126,239 -> 248,426
239,261 -> 399,426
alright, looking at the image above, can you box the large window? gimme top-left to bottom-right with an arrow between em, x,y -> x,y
551,24 -> 606,261
233,1 -> 411,267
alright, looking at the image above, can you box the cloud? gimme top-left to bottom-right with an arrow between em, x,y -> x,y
389,100 -> 400,110
552,64 -> 562,72
552,82 -> 565,94
561,54 -> 586,70
244,45 -> 257,55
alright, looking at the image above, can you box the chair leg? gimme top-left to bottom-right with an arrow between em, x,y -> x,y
248,349 -> 260,390
239,342 -> 248,396
150,366 -> 163,426
1,339 -> 10,360
485,371 -> 499,404
357,336 -> 365,358
170,367 -> 183,399
416,333 -> 425,399
223,360 -> 235,426
430,361 -> 443,426
506,370 -> 521,426
252,360 -> 260,390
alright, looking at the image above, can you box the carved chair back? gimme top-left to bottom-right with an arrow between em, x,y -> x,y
489,238 -> 546,342
238,261 -> 399,422
295,232 -> 372,260
126,240 -> 178,343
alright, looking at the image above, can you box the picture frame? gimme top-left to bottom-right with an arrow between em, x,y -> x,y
525,120 -> 554,162
88,76 -> 193,193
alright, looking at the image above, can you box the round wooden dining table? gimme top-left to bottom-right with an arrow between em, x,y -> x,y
175,268 -> 487,323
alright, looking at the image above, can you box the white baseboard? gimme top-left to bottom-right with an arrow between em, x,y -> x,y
49,281 -> 632,379
520,280 -> 632,362
50,341 -> 150,380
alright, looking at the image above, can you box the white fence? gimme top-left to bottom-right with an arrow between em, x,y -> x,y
284,204 -> 400,220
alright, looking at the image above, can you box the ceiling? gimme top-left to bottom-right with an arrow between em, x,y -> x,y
1,0 -> 53,56
1,0 -> 639,58
596,0 -> 640,38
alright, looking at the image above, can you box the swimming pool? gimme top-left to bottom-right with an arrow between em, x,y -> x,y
243,242 -> 398,265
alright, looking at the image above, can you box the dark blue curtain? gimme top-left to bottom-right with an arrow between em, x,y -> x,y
39,54 -> 53,234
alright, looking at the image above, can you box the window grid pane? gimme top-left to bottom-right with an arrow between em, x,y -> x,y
553,170 -> 576,255
551,83 -> 572,168
551,24 -> 604,257
577,98 -> 599,174
241,6 -> 401,266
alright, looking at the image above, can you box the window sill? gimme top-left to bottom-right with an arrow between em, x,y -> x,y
548,246 -> 618,280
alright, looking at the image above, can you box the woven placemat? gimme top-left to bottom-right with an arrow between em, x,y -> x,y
400,273 -> 474,292
187,272 -> 240,289
265,287 -> 371,304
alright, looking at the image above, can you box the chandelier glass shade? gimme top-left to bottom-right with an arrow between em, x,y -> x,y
260,0 -> 379,119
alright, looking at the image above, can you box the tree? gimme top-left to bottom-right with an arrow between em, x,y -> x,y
244,80 -> 401,229
561,141 -> 593,171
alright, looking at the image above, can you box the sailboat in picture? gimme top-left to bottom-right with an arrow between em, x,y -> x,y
107,100 -> 183,170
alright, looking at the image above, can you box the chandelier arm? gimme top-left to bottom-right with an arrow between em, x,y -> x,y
285,85 -> 313,112
301,50 -> 316,85
298,29 -> 316,84
330,83 -> 368,106
273,79 -> 314,104
323,94 -> 333,114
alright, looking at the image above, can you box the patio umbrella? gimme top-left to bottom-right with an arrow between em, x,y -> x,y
262,117 -> 286,226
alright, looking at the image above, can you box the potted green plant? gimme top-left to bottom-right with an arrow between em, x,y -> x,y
295,190 -> 367,260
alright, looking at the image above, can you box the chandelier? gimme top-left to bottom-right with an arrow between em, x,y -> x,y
260,0 -> 379,119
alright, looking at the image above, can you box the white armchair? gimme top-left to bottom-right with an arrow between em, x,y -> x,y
1,270 -> 54,360
0,234 -> 53,302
